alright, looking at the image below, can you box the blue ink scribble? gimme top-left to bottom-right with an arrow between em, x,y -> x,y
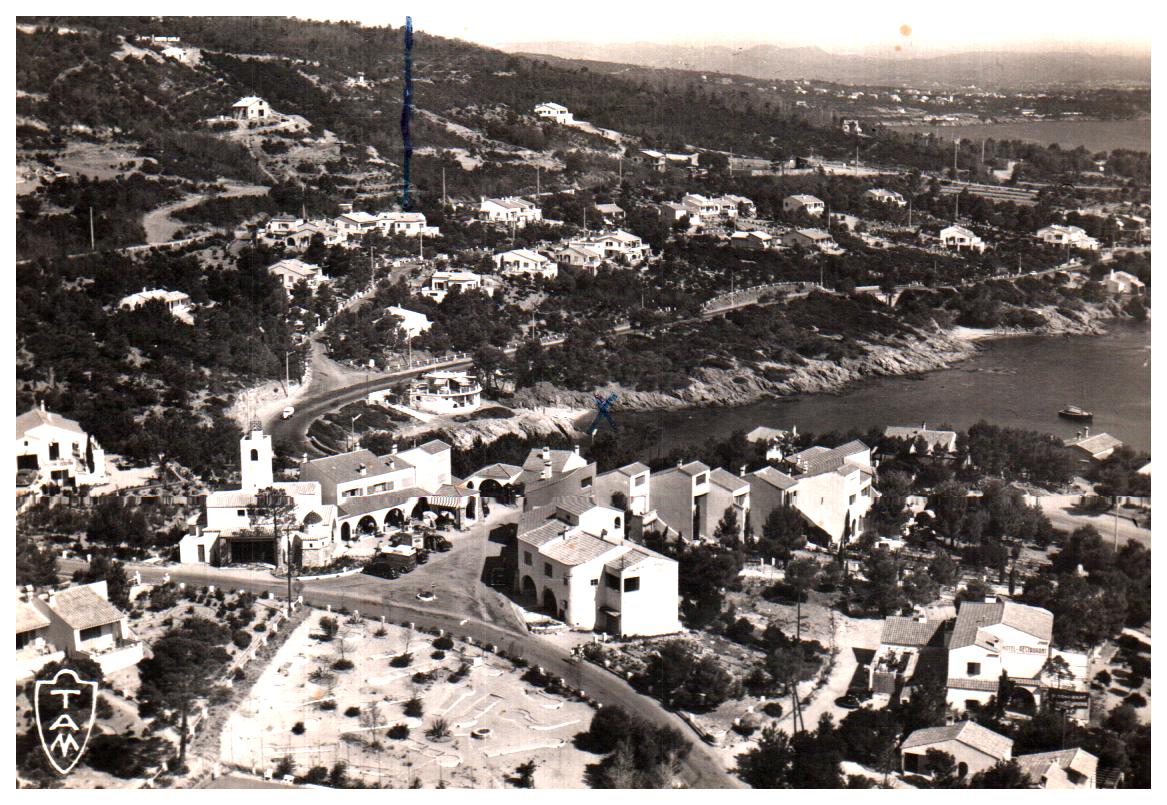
401,16 -> 413,210
588,392 -> 618,434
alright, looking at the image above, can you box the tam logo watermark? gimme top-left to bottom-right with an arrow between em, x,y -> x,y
34,668 -> 98,775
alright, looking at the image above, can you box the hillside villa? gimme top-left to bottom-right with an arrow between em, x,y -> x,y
16,402 -> 107,492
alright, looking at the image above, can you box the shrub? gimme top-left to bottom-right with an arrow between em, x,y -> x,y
426,717 -> 451,741
232,667 -> 246,682
404,697 -> 423,718
232,630 -> 252,649
390,653 -> 413,668
1124,692 -> 1147,709
344,706 -> 362,717
319,700 -> 337,711
762,701 -> 784,718
333,658 -> 355,671
292,722 -> 306,735
1095,670 -> 1112,686
433,635 -> 454,651
387,723 -> 410,740
431,650 -> 446,660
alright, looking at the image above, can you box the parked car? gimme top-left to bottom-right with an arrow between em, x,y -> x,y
362,561 -> 400,581
834,694 -> 863,710
415,550 -> 430,565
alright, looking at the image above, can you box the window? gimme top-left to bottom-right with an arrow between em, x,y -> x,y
79,625 -> 105,642
590,579 -> 599,586
903,753 -> 921,775
849,494 -> 856,505
604,573 -> 619,590
544,562 -> 553,577
694,473 -> 707,485
237,509 -> 246,516
580,476 -> 593,489
623,577 -> 640,593
250,449 -> 258,461
634,475 -> 645,487
966,662 -> 981,676
614,517 -> 622,530
49,442 -> 60,461
523,551 -> 532,566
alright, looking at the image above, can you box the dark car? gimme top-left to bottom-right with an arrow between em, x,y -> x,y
362,562 -> 400,581
415,550 -> 430,565
834,694 -> 863,710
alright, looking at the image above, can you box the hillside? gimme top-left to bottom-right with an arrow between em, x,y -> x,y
504,42 -> 1152,89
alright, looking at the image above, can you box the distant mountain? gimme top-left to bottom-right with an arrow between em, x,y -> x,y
505,42 -> 1151,89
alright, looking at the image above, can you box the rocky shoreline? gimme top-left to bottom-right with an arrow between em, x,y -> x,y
425,300 -> 1130,447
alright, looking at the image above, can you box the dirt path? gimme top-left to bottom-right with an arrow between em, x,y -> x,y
141,182 -> 268,244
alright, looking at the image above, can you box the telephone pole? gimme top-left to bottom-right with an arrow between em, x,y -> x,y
441,167 -> 447,207
89,206 -> 95,251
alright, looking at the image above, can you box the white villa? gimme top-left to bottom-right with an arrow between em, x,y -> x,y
567,230 -> 650,266
747,440 -> 874,546
16,403 -> 107,491
783,228 -> 843,254
1102,269 -> 1145,295
17,582 -> 144,680
516,496 -> 681,637
494,248 -> 557,279
334,210 -> 436,242
386,306 -> 432,339
865,188 -> 907,207
783,194 -> 826,217
479,197 -> 543,227
268,258 -> 327,294
534,102 -> 573,124
421,270 -> 493,303
1036,224 -> 1100,251
939,225 -> 986,253
232,96 -> 271,121
118,288 -> 193,323
407,370 -> 483,414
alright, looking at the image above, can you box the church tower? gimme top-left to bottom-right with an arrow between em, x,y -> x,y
240,420 -> 273,491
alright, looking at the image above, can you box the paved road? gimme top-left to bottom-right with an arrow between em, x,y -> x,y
61,549 -> 742,788
1035,497 -> 1150,550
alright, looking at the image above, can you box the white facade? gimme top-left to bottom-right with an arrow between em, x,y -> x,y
534,102 -> 573,124
421,270 -> 492,303
494,248 -> 557,279
408,370 -> 483,414
268,258 -> 326,294
25,582 -> 144,676
16,403 -> 107,490
783,194 -> 826,216
118,288 -> 193,323
232,96 -> 270,120
1036,224 -> 1100,251
516,498 -> 681,637
386,306 -> 432,338
479,197 -> 543,227
865,188 -> 907,207
940,225 -> 987,253
946,598 -> 1053,710
567,230 -> 649,266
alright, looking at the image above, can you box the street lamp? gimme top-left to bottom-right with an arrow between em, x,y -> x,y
350,414 -> 362,451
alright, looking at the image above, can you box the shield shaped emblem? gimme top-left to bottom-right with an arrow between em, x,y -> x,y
34,668 -> 98,775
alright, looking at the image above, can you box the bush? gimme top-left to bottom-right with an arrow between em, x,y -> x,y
344,706 -> 362,717
1124,692 -> 1147,709
433,635 -> 454,651
333,658 -> 355,671
232,630 -> 252,649
387,723 -> 410,740
762,701 -> 784,718
319,700 -> 337,711
292,722 -> 306,735
404,697 -> 423,718
390,653 -> 413,668
1095,670 -> 1112,686
431,650 -> 446,660
426,717 -> 451,741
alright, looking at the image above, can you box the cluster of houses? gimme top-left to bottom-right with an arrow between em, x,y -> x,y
872,595 -> 1102,788
492,228 -> 651,280
259,205 -> 439,252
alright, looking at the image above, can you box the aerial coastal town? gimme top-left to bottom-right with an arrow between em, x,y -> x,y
13,11 -> 1151,792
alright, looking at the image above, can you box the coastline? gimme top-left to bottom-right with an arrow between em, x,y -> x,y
435,300 -> 1131,446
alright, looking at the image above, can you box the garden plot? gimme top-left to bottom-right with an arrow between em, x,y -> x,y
220,610 -> 596,788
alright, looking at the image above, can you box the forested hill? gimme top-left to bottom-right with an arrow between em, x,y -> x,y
16,15 -> 858,187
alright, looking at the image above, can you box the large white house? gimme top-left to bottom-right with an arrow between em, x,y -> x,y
407,370 -> 482,414
946,597 -> 1054,711
651,461 -> 749,543
747,440 -> 874,546
334,210 -> 436,242
421,270 -> 494,303
567,230 -> 650,266
118,288 -> 193,323
479,197 -> 543,227
232,96 -> 271,121
494,248 -> 557,279
268,258 -> 327,294
939,225 -> 986,253
783,194 -> 826,217
1036,224 -> 1100,251
516,496 -> 681,637
16,403 -> 107,491
18,582 -> 144,679
386,306 -> 432,338
865,188 -> 907,207
534,102 -> 573,124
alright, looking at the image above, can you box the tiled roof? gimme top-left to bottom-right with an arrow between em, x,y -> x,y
880,616 -> 944,647
48,585 -> 125,631
709,467 -> 748,492
1065,433 -> 1123,457
751,465 -> 798,490
519,520 -> 568,548
946,677 -> 1001,692
950,600 -> 1053,649
604,544 -> 672,574
301,450 -> 400,486
521,448 -> 581,476
1015,748 -> 1098,786
677,461 -> 710,477
786,440 -> 869,477
471,463 -> 523,481
17,407 -> 85,438
553,495 -> 597,518
542,532 -> 624,566
613,462 -> 650,476
337,487 -> 427,518
17,600 -> 51,633
884,426 -> 958,452
412,439 -> 451,455
268,258 -> 319,278
902,721 -> 1013,760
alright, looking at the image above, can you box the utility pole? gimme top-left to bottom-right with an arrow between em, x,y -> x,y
285,350 -> 292,396
441,167 -> 447,207
907,196 -> 913,228
89,206 -> 95,252
536,166 -> 540,196
953,137 -> 959,176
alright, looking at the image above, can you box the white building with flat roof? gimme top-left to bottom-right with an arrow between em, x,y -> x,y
407,370 -> 482,414
534,102 -> 573,124
386,306 -> 432,338
479,197 -> 543,227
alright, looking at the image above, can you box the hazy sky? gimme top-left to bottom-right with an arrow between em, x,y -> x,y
311,0 -> 1151,55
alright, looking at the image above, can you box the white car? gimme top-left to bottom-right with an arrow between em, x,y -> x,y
415,591 -> 436,602
282,406 -> 295,419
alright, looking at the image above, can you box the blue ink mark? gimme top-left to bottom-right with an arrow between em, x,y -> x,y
588,392 -> 618,435
401,16 -> 414,210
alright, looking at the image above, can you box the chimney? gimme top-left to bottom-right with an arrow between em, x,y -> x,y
677,459 -> 684,469
541,446 -> 551,462
541,461 -> 552,481
573,444 -> 580,457
984,595 -> 997,604
391,443 -> 398,455
740,464 -> 747,478
40,399 -> 46,413
921,421 -> 927,430
1084,426 -> 1090,437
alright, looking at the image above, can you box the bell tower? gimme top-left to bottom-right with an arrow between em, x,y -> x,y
240,420 -> 273,491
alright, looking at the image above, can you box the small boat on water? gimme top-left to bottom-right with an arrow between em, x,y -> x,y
1058,405 -> 1094,421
